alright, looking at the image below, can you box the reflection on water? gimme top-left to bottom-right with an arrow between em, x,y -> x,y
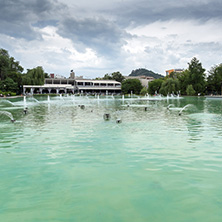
0,96 -> 222,221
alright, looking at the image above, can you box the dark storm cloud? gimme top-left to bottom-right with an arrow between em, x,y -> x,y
108,0 -> 222,27
57,17 -> 130,57
0,0 -> 65,39
1,0 -> 221,43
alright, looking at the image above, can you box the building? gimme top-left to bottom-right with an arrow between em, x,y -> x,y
23,77 -> 121,95
70,70 -> 75,79
166,69 -> 184,76
75,79 -> 121,94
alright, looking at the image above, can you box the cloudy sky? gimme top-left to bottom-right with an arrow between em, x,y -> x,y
1,0 -> 222,78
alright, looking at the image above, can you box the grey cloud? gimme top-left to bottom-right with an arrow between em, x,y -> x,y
180,41 -> 222,71
57,17 -> 130,57
184,41 -> 222,56
108,0 -> 222,27
145,40 -> 222,72
0,0 -> 65,39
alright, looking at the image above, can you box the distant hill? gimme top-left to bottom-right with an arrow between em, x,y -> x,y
129,68 -> 164,79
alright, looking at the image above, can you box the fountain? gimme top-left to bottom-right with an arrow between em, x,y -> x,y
47,95 -> 50,103
122,95 -> 125,100
167,104 -> 174,110
179,104 -> 193,115
0,111 -> 15,122
59,94 -> 64,100
103,113 -> 111,121
24,96 -> 27,106
30,97 -> 40,103
0,100 -> 15,106
23,107 -> 28,114
116,118 -> 122,123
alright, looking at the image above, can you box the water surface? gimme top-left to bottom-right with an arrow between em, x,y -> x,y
0,96 -> 222,221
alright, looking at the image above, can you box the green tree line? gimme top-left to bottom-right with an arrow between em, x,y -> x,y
148,57 -> 222,96
100,58 -> 222,96
0,48 -> 47,95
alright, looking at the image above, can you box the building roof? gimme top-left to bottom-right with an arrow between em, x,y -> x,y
75,79 -> 121,84
23,84 -> 73,88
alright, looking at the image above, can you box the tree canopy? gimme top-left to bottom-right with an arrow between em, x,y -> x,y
159,78 -> 180,96
148,57 -> 207,96
121,79 -> 143,94
22,67 -> 45,85
207,64 -> 222,95
0,48 -> 47,95
102,71 -> 125,83
187,57 -> 206,94
148,78 -> 164,95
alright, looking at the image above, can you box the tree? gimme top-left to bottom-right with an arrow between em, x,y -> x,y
159,78 -> 180,96
0,49 -> 10,80
0,48 -> 24,94
103,73 -> 112,80
186,84 -> 196,96
102,71 -> 125,83
111,71 -> 125,83
121,79 -> 143,94
148,79 -> 164,95
177,70 -> 190,95
22,66 -> 45,85
44,72 -> 50,78
0,77 -> 18,92
207,64 -> 222,95
187,57 -> 206,94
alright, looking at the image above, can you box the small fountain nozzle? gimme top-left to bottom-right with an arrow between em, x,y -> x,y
103,113 -> 111,121
116,118 -> 122,123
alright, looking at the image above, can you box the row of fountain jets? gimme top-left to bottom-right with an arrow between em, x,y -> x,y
0,94 -> 190,123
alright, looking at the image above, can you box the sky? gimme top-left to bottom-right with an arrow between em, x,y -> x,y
1,0 -> 222,78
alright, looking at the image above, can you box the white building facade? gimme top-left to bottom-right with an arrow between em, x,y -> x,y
23,78 -> 121,95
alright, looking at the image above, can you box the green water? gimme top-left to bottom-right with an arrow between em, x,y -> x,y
0,96 -> 222,221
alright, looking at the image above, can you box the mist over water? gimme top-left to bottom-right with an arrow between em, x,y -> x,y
0,96 -> 222,221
